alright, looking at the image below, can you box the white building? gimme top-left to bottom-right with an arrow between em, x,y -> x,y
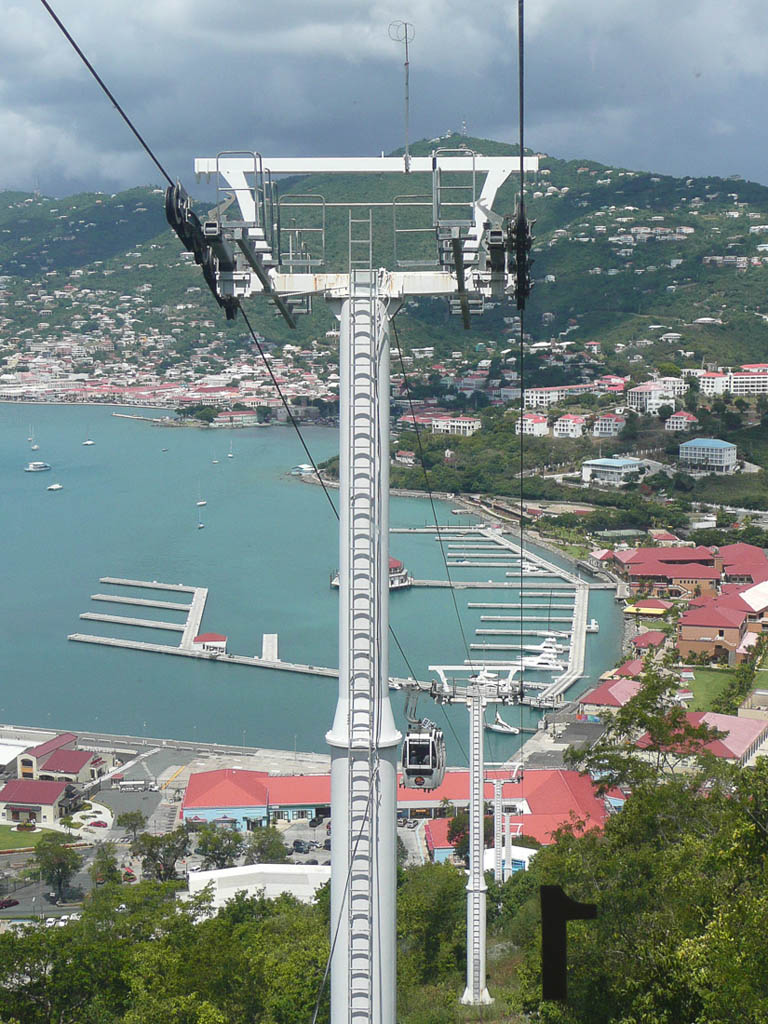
581,456 -> 642,486
185,864 -> 331,910
516,413 -> 549,437
627,377 -> 687,415
679,438 -> 737,474
665,411 -> 698,432
553,414 -> 587,438
429,415 -> 482,437
592,413 -> 626,437
192,633 -> 228,654
523,383 -> 595,408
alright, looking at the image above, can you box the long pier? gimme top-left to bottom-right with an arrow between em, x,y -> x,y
411,580 -> 520,589
91,594 -> 191,612
100,577 -> 197,593
80,613 -> 184,632
67,632 -> 428,689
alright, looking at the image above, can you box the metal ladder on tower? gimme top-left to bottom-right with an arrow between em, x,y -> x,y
346,208 -> 378,1024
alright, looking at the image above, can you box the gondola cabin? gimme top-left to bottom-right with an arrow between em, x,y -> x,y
401,726 -> 446,790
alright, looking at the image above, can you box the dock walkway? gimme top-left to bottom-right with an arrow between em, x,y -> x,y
80,613 -> 184,632
100,577 -> 197,593
91,594 -> 191,612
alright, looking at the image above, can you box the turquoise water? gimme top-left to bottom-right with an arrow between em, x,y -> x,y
0,404 -> 623,763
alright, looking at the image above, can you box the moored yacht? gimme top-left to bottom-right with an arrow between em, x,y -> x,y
25,461 -> 51,472
331,556 -> 413,590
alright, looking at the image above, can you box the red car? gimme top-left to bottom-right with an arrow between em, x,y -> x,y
91,820 -> 108,828
0,899 -> 19,909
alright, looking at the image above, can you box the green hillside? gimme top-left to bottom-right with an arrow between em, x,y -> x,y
3,134 -> 768,366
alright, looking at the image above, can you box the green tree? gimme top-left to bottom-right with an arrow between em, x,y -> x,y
89,840 -> 121,885
32,833 -> 82,899
242,826 -> 289,865
447,811 -> 494,861
196,824 -> 244,869
132,828 -> 189,881
564,666 -> 722,793
117,809 -> 148,841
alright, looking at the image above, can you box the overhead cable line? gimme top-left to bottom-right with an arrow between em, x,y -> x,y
391,315 -> 475,670
39,0 -> 174,189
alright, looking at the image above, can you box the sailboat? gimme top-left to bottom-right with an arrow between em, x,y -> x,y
196,482 -> 207,508
197,508 -> 205,530
227,439 -> 234,459
485,710 -> 520,735
29,428 -> 39,451
27,426 -> 33,442
82,427 -> 95,446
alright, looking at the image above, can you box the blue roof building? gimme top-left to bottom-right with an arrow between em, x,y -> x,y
679,438 -> 737,474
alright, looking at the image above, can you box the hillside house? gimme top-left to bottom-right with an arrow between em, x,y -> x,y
665,410 -> 698,432
516,413 -> 549,437
553,414 -> 587,438
592,413 -> 625,437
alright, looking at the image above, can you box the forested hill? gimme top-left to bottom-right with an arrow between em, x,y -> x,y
3,135 -> 768,365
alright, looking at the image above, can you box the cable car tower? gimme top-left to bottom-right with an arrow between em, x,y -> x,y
173,145 -> 537,1024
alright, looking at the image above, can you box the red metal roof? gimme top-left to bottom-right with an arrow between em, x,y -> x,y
0,779 -> 68,805
193,633 -> 227,643
25,733 -> 77,759
581,677 -> 641,708
40,749 -> 94,773
182,768 -> 607,839
631,630 -> 666,650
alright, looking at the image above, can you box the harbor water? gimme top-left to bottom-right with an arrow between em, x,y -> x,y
0,404 -> 623,763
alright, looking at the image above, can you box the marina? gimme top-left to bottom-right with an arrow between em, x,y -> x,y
1,404 -> 624,756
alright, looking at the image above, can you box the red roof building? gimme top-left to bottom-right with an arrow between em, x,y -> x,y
631,630 -> 667,652
579,678 -> 642,714
0,778 -> 70,826
182,767 -> 608,844
636,711 -> 768,766
17,733 -> 77,780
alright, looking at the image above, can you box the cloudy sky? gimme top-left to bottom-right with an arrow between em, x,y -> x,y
2,0 -> 767,196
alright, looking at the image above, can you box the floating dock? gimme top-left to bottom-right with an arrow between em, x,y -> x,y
80,612 -> 184,632
91,594 -> 192,612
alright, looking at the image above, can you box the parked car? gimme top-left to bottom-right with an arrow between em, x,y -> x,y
306,859 -> 318,865
292,840 -> 309,855
0,898 -> 19,909
323,838 -> 331,851
406,819 -> 419,829
91,820 -> 108,828
308,816 -> 324,829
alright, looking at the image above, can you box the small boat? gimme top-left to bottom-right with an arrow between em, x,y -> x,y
197,499 -> 207,507
212,458 -> 219,464
82,438 -> 95,446
227,439 -> 234,459
30,443 -> 40,451
586,619 -> 600,633
25,461 -> 51,472
291,464 -> 314,476
196,482 -> 207,507
27,426 -> 33,442
331,557 -> 413,591
485,710 -> 520,735
47,483 -> 63,491
161,448 -> 169,452
197,522 -> 205,530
